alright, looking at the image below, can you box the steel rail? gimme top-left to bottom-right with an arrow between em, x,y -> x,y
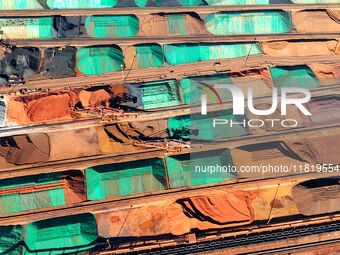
11,33 -> 340,47
0,4 -> 339,17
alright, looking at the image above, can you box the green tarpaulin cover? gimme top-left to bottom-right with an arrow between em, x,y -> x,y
85,15 -> 139,38
0,225 -> 22,255
166,149 -> 236,188
77,46 -> 124,75
0,17 -> 54,39
135,0 -> 162,7
205,11 -> 291,35
135,44 -> 164,68
270,65 -> 320,89
0,173 -> 65,214
167,14 -> 191,35
180,74 -> 233,105
24,214 -> 98,255
135,0 -> 202,6
86,158 -> 167,201
47,0 -> 117,9
140,79 -> 182,109
205,0 -> 269,5
164,43 -> 262,65
0,0 -> 43,10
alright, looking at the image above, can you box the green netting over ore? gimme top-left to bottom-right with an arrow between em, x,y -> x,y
175,0 -> 202,5
166,149 -> 236,188
135,0 -> 162,7
205,0 -> 269,5
167,14 -> 189,35
0,225 -> 22,255
77,46 -> 124,75
0,0 -> 43,10
86,158 -> 167,201
85,15 -> 139,38
0,173 -> 65,214
0,173 -> 60,189
135,0 -> 202,6
24,214 -> 98,255
135,44 -> 164,68
205,11 -> 291,35
140,79 -> 182,110
163,43 -> 262,65
0,17 -> 54,39
180,74 -> 233,105
270,65 -> 320,89
47,0 -> 117,9
168,109 -> 249,140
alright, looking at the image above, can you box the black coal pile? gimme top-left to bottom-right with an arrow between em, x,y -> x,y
53,16 -> 78,38
0,47 -> 40,83
42,47 -> 77,78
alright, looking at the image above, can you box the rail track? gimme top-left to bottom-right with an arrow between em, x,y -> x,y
102,220 -> 340,255
10,33 -> 340,47
244,240 -> 340,255
1,83 -> 339,137
0,4 -> 339,17
98,219 -> 340,255
0,121 -> 339,180
0,171 -> 336,226
0,81 -> 339,191
3,213 -> 339,255
0,54 -> 337,95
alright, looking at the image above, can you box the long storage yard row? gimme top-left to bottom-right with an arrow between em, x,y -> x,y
0,82 -> 340,174
106,219 -> 340,254
0,174 -> 338,254
0,122 -> 338,241
0,3 -> 339,14
0,7 -> 338,88
0,9 -> 339,40
0,120 -> 339,178
0,66 -> 339,137
9,33 -> 340,47
0,52 -> 338,96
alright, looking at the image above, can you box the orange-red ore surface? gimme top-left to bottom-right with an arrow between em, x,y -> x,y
139,14 -> 205,37
79,89 -> 111,108
63,170 -> 86,204
26,93 -> 72,122
79,84 -> 127,108
310,63 -> 340,79
0,133 -> 50,165
179,192 -> 253,225
7,84 -> 128,125
96,191 -> 253,238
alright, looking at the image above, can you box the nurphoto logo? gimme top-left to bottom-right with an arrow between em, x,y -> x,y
200,84 -> 312,128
